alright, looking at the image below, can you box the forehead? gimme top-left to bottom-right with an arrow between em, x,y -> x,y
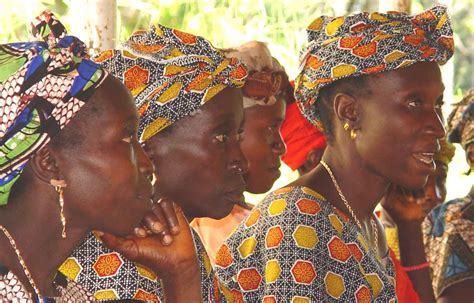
89,76 -> 138,124
369,62 -> 444,95
245,98 -> 286,119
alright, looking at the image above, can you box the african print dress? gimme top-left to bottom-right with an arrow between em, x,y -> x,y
59,228 -> 222,302
215,186 -> 397,302
0,264 -> 96,302
423,194 -> 474,298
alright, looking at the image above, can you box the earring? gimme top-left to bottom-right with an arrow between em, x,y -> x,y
50,179 -> 67,238
343,122 -> 350,131
350,129 -> 357,140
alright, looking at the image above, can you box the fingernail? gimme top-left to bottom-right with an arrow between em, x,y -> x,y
152,222 -> 164,233
163,235 -> 172,245
171,226 -> 180,234
135,228 -> 146,237
94,231 -> 104,237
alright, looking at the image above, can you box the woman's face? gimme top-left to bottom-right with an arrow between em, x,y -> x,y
240,98 -> 286,193
356,62 -> 445,190
56,76 -> 154,236
144,87 -> 248,220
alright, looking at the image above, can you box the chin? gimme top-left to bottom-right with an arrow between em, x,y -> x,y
246,178 -> 275,194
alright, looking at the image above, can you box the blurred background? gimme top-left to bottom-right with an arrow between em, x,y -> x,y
1,0 -> 472,202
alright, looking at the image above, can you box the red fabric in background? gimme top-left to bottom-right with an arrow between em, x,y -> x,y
390,248 -> 422,303
281,102 -> 326,170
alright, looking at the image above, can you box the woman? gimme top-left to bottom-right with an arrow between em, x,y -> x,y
423,89 -> 474,302
59,24 -> 248,301
0,11 -> 198,302
215,5 -> 453,302
191,41 -> 291,263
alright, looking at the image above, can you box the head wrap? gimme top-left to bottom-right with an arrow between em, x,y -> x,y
434,137 -> 455,167
94,25 -> 248,142
281,81 -> 327,171
281,102 -> 327,170
447,89 -> 474,149
222,41 -> 290,108
295,5 -> 454,128
0,11 -> 107,205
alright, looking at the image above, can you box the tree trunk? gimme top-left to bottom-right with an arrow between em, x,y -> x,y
379,0 -> 412,13
70,0 -> 117,55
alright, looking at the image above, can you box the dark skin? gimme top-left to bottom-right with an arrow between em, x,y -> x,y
293,62 -> 446,264
297,148 -> 325,175
240,98 -> 286,194
143,87 -> 248,221
0,76 -> 196,300
381,162 -> 449,303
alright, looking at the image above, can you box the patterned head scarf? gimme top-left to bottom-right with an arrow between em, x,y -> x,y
295,5 -> 454,128
94,24 -> 248,142
447,89 -> 474,149
222,41 -> 290,108
434,137 -> 455,167
0,11 -> 108,205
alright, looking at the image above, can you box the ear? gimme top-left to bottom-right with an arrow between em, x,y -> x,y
29,146 -> 62,185
333,92 -> 359,127
306,148 -> 324,168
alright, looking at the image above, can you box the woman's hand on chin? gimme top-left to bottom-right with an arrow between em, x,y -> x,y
381,184 -> 428,225
96,204 -> 198,277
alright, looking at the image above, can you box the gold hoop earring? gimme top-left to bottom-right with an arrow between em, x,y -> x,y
343,122 -> 350,131
350,129 -> 357,140
50,179 -> 67,238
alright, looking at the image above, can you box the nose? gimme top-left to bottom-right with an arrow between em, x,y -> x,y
228,139 -> 249,175
272,132 -> 287,156
136,141 -> 154,182
426,109 -> 446,139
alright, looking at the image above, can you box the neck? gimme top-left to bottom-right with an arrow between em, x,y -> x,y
300,146 -> 390,222
0,189 -> 89,297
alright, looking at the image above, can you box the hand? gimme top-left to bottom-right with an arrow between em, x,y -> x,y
133,198 -> 180,246
98,206 -> 198,277
381,184 -> 427,225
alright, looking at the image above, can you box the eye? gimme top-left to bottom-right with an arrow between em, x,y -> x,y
407,99 -> 422,108
122,134 -> 134,143
215,134 -> 228,143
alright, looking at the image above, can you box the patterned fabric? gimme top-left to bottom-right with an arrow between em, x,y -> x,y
294,5 -> 454,128
191,204 -> 252,265
0,10 -> 107,205
93,24 -> 248,142
281,101 -> 327,171
434,137 -> 456,167
447,89 -> 474,149
222,41 -> 290,108
423,195 -> 474,298
215,186 -> 397,302
59,229 -> 222,302
0,264 -> 96,302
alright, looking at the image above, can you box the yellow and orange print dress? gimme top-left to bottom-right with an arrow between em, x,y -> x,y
215,186 -> 397,302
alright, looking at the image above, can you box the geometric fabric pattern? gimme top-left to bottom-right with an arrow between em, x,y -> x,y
423,195 -> 474,298
60,228 -> 223,302
94,24 -> 248,142
294,5 -> 454,129
215,186 -> 396,302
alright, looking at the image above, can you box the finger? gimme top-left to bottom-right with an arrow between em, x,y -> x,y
143,207 -> 166,234
98,232 -> 139,260
158,198 -> 180,235
133,227 -> 148,238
